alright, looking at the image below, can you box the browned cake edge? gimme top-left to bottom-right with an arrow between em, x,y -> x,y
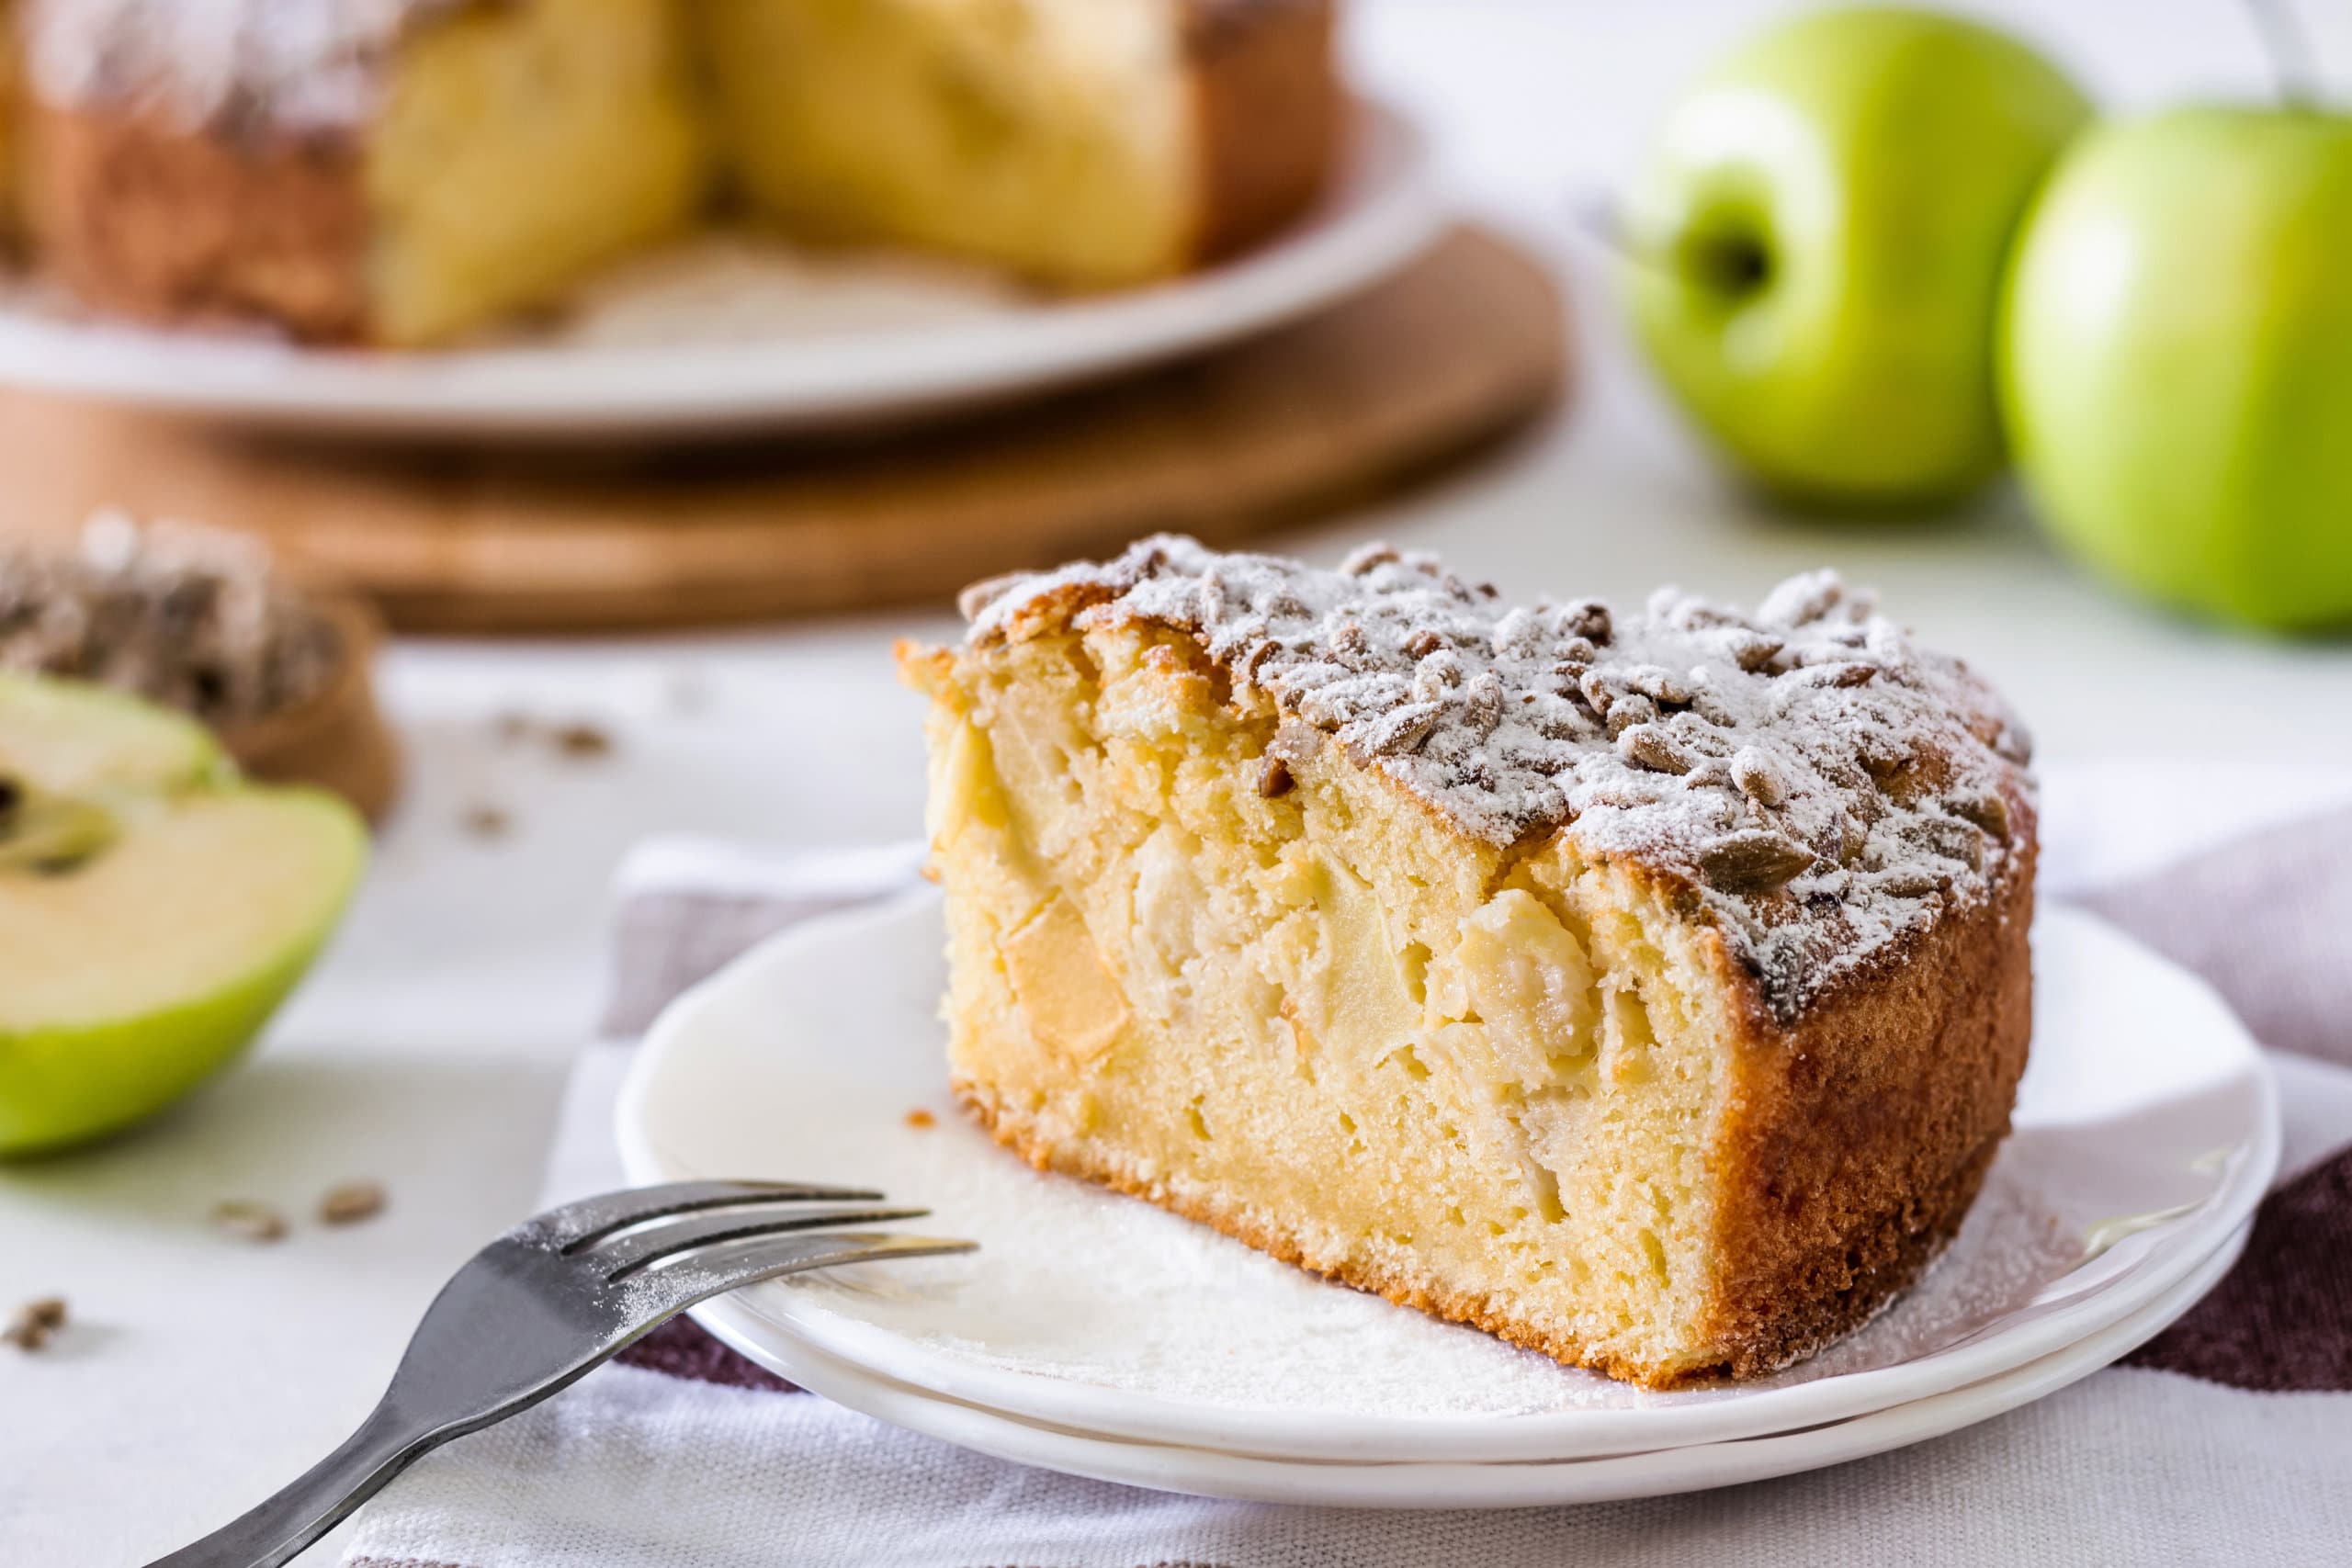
1698,827 -> 2037,1379
953,816 -> 2036,1391
23,102 -> 373,341
1183,0 -> 1341,265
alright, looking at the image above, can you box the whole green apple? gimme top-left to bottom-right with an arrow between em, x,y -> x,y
2000,107 -> 2352,630
1625,6 -> 2090,507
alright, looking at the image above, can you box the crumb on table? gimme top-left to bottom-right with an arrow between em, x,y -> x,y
552,723 -> 614,760
210,1200 -> 288,1244
461,804 -> 512,839
4,1296 -> 67,1351
319,1180 -> 387,1226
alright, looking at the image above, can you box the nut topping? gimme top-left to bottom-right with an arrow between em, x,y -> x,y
1618,725 -> 1694,775
1604,694 -> 1658,738
1730,747 -> 1786,807
1347,700 -> 1444,761
1698,830 -> 1818,893
1950,790 -> 2011,841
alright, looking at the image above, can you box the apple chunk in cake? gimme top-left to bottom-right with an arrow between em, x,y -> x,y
899,537 -> 2036,1387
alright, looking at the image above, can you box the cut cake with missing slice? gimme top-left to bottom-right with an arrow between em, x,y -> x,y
899,536 -> 2037,1387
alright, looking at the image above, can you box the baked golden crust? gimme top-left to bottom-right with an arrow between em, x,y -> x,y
1183,0 -> 1340,264
23,102 -> 370,340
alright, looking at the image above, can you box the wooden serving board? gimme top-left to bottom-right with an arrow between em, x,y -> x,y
0,227 -> 1566,634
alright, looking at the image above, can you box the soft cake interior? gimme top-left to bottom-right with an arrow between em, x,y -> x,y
698,0 -> 1196,288
367,0 -> 708,345
913,623 -> 1751,1383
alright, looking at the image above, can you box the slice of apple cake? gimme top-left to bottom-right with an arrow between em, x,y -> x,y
899,536 -> 2036,1387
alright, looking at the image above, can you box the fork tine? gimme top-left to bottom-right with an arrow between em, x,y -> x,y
624,1231 -> 978,1322
520,1180 -> 888,1252
596,1205 -> 933,1279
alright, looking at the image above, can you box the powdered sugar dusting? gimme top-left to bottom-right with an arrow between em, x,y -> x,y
27,0 -> 462,133
965,536 -> 2036,1022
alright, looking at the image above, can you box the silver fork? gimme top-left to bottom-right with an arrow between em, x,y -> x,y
145,1179 -> 975,1568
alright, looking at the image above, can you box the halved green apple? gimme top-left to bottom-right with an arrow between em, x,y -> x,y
0,673 -> 367,1155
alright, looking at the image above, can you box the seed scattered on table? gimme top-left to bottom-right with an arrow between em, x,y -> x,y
4,1296 -> 67,1351
552,723 -> 614,760
905,1109 -> 937,1130
211,1200 -> 288,1244
461,803 -> 512,839
320,1180 -> 387,1226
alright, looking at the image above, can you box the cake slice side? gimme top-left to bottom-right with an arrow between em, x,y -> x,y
902,538 -> 2037,1386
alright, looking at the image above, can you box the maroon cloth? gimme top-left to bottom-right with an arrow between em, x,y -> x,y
2125,1143 -> 2352,1391
617,1316 -> 800,1393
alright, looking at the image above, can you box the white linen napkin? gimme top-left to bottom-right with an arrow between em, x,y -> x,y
341,765 -> 2352,1567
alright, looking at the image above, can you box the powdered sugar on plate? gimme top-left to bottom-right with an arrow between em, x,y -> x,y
763,1138 -> 2080,1419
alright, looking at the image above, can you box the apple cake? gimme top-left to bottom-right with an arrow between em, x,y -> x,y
10,0 -> 1338,344
901,536 -> 2037,1387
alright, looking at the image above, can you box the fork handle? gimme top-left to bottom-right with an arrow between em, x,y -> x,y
143,1402 -> 425,1568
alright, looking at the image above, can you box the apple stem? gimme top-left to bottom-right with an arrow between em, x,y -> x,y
2244,0 -> 2322,107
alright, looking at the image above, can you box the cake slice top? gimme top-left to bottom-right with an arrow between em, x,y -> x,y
960,536 -> 2036,1022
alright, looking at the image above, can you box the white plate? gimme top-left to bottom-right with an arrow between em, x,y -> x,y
683,1219 -> 2251,1507
0,103 -> 1442,440
616,893 -> 2277,1464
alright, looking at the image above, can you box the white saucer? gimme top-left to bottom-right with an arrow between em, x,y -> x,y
616,893 -> 2276,1466
684,1219 -> 2250,1507
0,103 -> 1441,440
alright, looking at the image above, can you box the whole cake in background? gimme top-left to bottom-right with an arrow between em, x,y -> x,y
5,0 -> 1340,344
902,537 -> 2038,1387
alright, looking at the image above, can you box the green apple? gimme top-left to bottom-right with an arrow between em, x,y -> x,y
1624,6 -> 2091,507
2000,107 -> 2352,630
0,673 -> 368,1155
